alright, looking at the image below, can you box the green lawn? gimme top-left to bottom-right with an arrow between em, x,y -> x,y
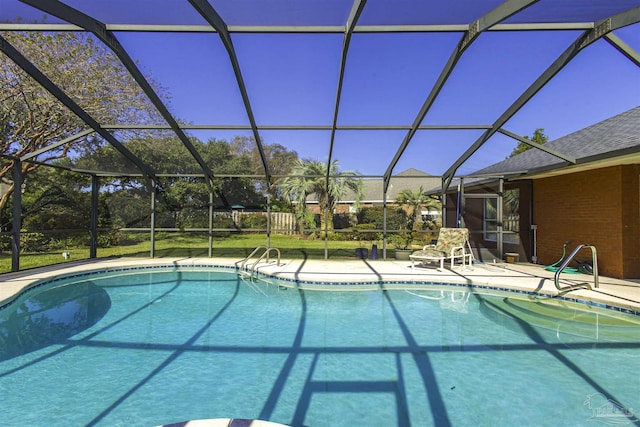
0,233 -> 386,274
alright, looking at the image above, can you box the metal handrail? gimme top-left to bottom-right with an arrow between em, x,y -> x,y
239,246 -> 281,281
248,247 -> 281,276
554,244 -> 599,292
239,245 -> 269,270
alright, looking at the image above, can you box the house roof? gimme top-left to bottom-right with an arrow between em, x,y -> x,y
307,168 -> 441,204
472,106 -> 640,178
360,168 -> 441,203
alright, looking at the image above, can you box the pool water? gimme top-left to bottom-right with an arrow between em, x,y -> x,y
0,269 -> 639,426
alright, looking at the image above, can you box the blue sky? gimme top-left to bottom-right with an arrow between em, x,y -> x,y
119,25 -> 640,177
3,0 -> 640,177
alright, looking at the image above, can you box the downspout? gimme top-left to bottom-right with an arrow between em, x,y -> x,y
529,179 -> 537,263
531,224 -> 538,264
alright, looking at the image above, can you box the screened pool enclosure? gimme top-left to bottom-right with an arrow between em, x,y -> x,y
1,0 -> 639,271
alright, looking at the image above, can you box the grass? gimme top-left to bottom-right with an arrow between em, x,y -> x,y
0,232 -> 384,274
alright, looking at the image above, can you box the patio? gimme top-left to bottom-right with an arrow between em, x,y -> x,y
2,257 -> 639,314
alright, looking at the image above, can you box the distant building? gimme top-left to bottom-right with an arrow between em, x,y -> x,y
307,168 -> 441,215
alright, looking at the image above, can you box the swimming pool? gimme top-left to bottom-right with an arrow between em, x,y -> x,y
0,267 -> 638,426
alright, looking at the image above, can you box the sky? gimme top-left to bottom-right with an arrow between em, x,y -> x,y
2,0 -> 640,178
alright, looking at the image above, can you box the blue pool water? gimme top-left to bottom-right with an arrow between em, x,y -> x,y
0,268 -> 639,426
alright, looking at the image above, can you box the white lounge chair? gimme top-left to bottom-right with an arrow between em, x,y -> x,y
410,227 -> 473,269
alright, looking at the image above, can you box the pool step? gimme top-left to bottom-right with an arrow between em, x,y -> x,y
480,296 -> 640,342
503,298 -> 640,327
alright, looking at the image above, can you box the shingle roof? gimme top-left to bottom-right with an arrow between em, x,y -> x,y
307,168 -> 440,204
473,106 -> 640,176
359,168 -> 440,202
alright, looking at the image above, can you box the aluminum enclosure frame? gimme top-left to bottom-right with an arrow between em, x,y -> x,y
2,1 -> 640,269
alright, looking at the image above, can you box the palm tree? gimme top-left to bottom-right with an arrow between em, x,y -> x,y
279,159 -> 364,234
394,186 -> 440,246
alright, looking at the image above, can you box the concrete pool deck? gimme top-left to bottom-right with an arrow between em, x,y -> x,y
253,257 -> 640,313
1,256 -> 640,314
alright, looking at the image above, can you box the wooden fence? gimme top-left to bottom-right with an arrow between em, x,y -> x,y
230,211 -> 298,234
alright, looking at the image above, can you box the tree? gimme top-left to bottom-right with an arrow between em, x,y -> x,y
279,159 -> 363,234
230,136 -> 298,176
76,135 -> 267,228
0,30 -> 163,211
395,186 -> 439,232
508,128 -> 548,158
393,186 -> 440,248
230,135 -> 299,199
20,169 -> 91,232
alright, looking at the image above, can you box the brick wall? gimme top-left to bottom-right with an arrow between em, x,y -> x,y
621,165 -> 640,278
534,165 -> 640,279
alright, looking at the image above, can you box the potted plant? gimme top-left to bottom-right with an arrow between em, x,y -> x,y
389,232 -> 414,260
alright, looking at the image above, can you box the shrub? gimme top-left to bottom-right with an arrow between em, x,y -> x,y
48,237 -> 73,250
239,213 -> 268,229
20,231 -> 48,252
358,206 -> 407,231
344,223 -> 381,242
214,215 -> 237,230
98,231 -> 121,248
326,232 -> 344,241
332,213 -> 352,229
0,236 -> 10,252
388,232 -> 414,249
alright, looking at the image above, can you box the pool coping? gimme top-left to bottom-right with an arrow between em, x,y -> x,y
1,257 -> 640,316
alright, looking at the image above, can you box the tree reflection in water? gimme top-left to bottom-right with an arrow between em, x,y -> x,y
0,281 -> 111,361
